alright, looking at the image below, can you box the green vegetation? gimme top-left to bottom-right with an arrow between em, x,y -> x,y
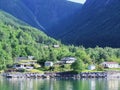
0,10 -> 120,72
71,59 -> 84,72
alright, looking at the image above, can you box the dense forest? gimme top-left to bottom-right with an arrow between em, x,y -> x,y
0,10 -> 120,70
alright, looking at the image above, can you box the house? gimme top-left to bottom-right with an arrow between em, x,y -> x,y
88,65 -> 96,70
45,61 -> 53,67
53,45 -> 60,48
101,62 -> 119,68
61,57 -> 76,64
13,59 -> 40,70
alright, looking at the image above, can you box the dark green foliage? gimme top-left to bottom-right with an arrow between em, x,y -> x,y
71,59 -> 84,72
96,65 -> 104,71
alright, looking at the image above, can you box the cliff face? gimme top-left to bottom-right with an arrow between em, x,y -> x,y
55,0 -> 120,47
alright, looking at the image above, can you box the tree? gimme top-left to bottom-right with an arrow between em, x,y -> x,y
71,59 -> 84,72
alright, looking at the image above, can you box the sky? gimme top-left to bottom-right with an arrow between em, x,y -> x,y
67,0 -> 86,4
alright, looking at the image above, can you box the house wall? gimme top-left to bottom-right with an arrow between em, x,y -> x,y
103,63 -> 119,68
45,62 -> 53,67
88,66 -> 96,70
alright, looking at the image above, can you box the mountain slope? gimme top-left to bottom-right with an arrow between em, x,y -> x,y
0,0 -> 45,30
55,0 -> 120,47
0,10 -> 59,66
0,0 -> 82,32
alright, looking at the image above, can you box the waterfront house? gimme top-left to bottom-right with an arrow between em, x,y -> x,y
61,57 -> 76,64
88,65 -> 96,70
45,61 -> 53,67
101,62 -> 119,68
13,60 -> 39,70
13,56 -> 40,70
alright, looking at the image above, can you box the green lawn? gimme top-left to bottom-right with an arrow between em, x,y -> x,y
104,68 -> 120,71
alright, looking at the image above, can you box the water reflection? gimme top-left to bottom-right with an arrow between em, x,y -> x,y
0,77 -> 120,90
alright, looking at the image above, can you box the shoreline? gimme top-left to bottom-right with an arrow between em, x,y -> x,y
2,71 -> 120,79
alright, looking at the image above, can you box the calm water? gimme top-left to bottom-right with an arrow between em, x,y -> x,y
0,77 -> 120,90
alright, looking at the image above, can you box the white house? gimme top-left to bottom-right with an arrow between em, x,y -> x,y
53,45 -> 60,48
88,65 -> 96,70
13,60 -> 40,70
61,57 -> 76,64
101,62 -> 119,68
45,61 -> 53,67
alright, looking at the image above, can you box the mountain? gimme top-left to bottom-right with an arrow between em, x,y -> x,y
54,0 -> 120,47
1,0 -> 119,48
0,0 -> 82,32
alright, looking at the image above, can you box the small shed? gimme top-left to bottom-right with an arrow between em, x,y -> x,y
53,45 -> 60,48
45,61 -> 53,67
88,65 -> 96,70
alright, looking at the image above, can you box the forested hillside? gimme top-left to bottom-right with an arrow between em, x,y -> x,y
0,10 -> 58,69
0,10 -> 120,70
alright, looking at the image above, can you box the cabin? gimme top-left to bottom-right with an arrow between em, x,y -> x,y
101,62 -> 119,68
61,57 -> 76,64
88,65 -> 96,70
45,61 -> 53,67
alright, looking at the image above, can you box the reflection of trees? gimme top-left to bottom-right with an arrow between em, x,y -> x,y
1,77 -> 120,90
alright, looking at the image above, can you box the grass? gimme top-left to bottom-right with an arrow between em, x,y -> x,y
27,69 -> 44,73
82,70 -> 104,72
104,68 -> 120,71
0,70 -> 4,73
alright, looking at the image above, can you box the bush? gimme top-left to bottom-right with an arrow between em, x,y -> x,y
96,65 -> 104,71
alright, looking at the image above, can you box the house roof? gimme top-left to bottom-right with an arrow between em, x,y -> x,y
61,57 -> 76,61
102,62 -> 118,64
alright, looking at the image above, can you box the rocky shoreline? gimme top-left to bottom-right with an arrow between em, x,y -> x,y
2,71 -> 120,79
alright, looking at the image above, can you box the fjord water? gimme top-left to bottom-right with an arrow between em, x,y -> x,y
0,77 -> 120,90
